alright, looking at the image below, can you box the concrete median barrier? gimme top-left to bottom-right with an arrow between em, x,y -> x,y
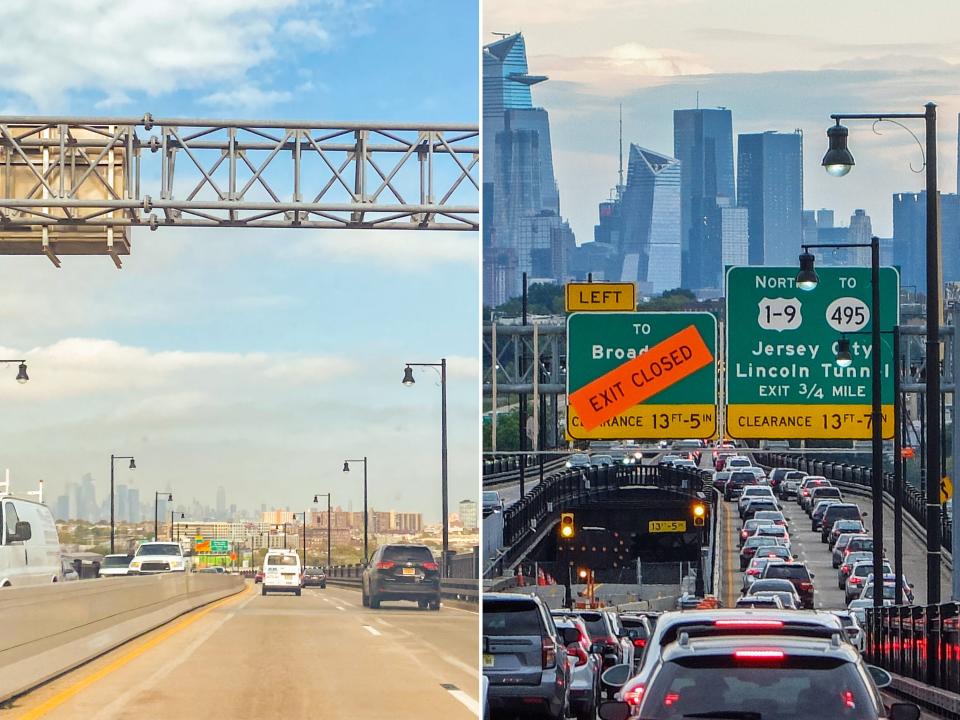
0,572 -> 244,703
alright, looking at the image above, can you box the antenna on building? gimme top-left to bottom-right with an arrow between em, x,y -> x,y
491,31 -> 510,38
618,103 -> 624,192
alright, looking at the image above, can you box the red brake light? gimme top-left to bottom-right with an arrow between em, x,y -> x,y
842,691 -> 856,709
664,693 -> 680,706
376,561 -> 395,570
542,636 -> 557,669
747,569 -> 760,576
741,531 -> 749,538
850,577 -> 862,584
841,564 -> 850,573
623,686 -> 645,706
422,561 -> 439,571
632,637 -> 647,648
734,649 -> 785,660
799,582 -> 813,590
567,643 -> 588,667
714,620 -> 783,628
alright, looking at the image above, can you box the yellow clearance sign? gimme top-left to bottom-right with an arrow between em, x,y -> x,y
727,403 -> 894,439
565,282 -> 635,312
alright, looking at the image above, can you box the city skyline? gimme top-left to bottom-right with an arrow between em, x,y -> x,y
484,2 -> 960,251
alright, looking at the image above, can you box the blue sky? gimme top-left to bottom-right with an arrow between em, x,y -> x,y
0,0 -> 479,521
485,0 -> 960,244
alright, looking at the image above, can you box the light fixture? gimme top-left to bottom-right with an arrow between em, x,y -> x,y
822,122 -> 854,177
402,366 -> 415,386
313,494 -> 319,503
836,338 -> 853,367
342,461 -> 350,473
796,251 -> 819,291
129,458 -> 136,470
167,493 -> 173,502
16,362 -> 28,384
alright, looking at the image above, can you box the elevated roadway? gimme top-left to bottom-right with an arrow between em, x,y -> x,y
4,582 -> 478,719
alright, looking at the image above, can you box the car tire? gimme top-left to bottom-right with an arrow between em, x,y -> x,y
261,586 -> 267,596
361,589 -> 369,607
418,599 -> 429,609
295,588 -> 301,596
320,582 -> 326,589
430,598 -> 441,611
370,594 -> 381,609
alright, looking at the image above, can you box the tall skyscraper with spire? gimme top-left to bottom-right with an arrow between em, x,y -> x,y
482,33 -> 573,305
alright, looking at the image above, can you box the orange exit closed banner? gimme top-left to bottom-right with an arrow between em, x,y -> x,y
568,324 -> 714,431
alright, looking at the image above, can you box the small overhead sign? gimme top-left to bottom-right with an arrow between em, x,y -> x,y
941,476 -> 953,504
649,520 -> 687,533
565,282 -> 636,312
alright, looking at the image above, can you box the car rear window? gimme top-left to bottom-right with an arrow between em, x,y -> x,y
103,556 -> 132,567
642,657 -> 878,720
381,545 -> 434,563
483,601 -> 543,636
266,554 -> 298,566
826,506 -> 862,521
136,544 -> 181,557
848,538 -> 874,552
765,564 -> 811,581
574,612 -> 610,639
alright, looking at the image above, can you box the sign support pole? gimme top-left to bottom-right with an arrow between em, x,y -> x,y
952,302 -> 960,600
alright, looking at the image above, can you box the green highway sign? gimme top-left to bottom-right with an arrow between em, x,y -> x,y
725,266 -> 898,439
566,311 -> 718,439
210,539 -> 229,553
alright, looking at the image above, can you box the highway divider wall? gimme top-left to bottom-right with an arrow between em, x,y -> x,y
326,565 -> 478,602
0,572 -> 244,704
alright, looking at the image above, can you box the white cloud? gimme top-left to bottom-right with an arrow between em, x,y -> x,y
201,85 -> 293,110
605,43 -> 713,76
0,338 -> 353,402
0,0 -> 377,109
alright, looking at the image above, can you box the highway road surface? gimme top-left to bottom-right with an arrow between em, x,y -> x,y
5,582 -> 478,720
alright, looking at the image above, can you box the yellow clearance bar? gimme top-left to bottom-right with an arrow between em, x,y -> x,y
567,403 -> 717,440
727,403 -> 894,440
565,282 -> 636,312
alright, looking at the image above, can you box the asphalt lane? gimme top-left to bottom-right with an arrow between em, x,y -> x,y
6,582 -> 478,720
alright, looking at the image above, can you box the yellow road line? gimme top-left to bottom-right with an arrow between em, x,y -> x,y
16,584 -> 252,720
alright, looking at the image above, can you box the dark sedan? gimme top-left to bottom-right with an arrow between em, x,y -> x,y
362,543 -> 441,610
302,567 -> 327,588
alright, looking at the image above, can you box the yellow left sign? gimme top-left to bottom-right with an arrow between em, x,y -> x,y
565,282 -> 635,312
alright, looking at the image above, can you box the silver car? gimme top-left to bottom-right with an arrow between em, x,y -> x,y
551,614 -> 602,720
845,560 -> 893,604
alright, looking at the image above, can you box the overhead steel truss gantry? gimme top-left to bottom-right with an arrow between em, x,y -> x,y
0,114 -> 478,266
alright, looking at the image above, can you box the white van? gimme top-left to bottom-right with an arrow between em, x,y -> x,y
0,496 -> 61,587
262,550 -> 301,596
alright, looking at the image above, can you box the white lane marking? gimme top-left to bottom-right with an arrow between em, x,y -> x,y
439,654 -> 480,677
92,591 -> 257,720
442,684 -> 480,715
376,618 -> 392,627
322,597 -> 333,603
363,624 -> 382,636
336,605 -> 346,611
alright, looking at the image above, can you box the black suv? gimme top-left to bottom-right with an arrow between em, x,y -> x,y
361,543 -> 441,610
724,472 -> 758,501
819,503 -> 864,542
762,561 -> 815,609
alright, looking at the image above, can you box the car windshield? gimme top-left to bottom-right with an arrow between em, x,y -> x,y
640,657 -> 879,720
483,601 -> 542,635
570,454 -> 590,465
864,584 -> 898,600
382,545 -> 434,563
265,554 -> 298,566
136,544 -> 181,556
482,492 -> 499,502
103,556 -> 131,567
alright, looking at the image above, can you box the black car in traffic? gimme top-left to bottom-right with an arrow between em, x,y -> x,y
361,543 -> 441,610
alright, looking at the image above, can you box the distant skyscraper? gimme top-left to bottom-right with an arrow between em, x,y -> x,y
848,209 -> 872,266
674,108 -> 735,289
483,33 -> 571,304
894,192 -> 960,288
127,487 -> 140,523
117,484 -> 128,523
620,144 -> 682,295
717,203 -> 749,271
458,499 -> 478,531
216,485 -> 226,520
737,131 -> 803,266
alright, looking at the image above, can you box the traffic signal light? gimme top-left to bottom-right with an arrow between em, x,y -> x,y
578,567 -> 589,580
560,512 -> 575,539
692,502 -> 706,527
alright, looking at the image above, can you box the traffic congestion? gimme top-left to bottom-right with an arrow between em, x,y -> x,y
482,440 -> 923,720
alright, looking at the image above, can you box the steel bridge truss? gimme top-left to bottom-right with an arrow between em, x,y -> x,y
0,114 -> 478,266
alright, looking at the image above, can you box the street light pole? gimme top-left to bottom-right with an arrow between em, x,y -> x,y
292,512 -> 306,564
314,493 -> 333,570
170,511 -> 184,541
0,359 -> 29,384
823,105 -> 942,606
403,359 -> 450,577
343,458 -> 369,564
109,454 -> 135,554
798,236 -> 884,608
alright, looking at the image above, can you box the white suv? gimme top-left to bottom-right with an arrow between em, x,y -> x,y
128,542 -> 186,574
262,550 -> 302,596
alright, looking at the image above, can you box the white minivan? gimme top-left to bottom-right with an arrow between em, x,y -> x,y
0,496 -> 61,587
262,550 -> 301,596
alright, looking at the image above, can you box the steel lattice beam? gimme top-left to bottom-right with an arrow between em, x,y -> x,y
0,114 -> 478,266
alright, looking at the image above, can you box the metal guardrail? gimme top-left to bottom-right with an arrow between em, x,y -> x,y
865,602 -> 960,715
754,451 -> 953,562
483,453 -> 569,486
325,565 -> 478,602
